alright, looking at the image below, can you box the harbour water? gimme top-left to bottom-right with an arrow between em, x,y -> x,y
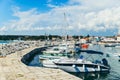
29,44 -> 120,80
0,40 -> 10,44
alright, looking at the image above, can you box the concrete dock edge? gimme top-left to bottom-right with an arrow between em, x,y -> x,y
0,45 -> 81,80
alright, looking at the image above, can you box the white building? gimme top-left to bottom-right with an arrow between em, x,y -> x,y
102,37 -> 115,42
117,35 -> 120,41
80,39 -> 87,43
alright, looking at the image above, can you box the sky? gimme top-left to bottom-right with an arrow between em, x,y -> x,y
0,0 -> 120,36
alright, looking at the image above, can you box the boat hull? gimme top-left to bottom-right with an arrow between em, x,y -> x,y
55,63 -> 110,73
57,66 -> 109,72
41,59 -> 59,68
42,60 -> 110,72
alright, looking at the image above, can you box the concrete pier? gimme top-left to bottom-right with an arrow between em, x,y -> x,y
0,42 -> 81,80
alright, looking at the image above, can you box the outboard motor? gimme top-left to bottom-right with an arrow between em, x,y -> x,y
79,55 -> 84,59
106,54 -> 110,57
118,59 -> 120,62
102,58 -> 108,66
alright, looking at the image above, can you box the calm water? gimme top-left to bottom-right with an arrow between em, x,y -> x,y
29,44 -> 120,80
0,40 -> 10,44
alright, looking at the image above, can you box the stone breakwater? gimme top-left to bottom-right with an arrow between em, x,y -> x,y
0,40 -> 61,57
0,41 -> 81,80
0,41 -> 44,56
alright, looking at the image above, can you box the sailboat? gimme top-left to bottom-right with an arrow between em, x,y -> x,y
40,12 -> 75,67
39,12 -> 73,66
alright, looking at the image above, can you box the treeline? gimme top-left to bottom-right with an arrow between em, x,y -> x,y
0,35 -> 92,41
0,35 -> 61,40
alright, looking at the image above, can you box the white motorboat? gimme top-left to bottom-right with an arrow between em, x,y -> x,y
39,52 -> 68,68
53,50 -> 110,72
42,46 -> 65,54
104,43 -> 116,47
41,59 -> 59,68
39,54 -> 68,61
41,50 -> 110,73
41,58 -> 64,68
115,43 -> 120,48
40,42 -> 74,67
42,42 -> 76,56
53,58 -> 110,72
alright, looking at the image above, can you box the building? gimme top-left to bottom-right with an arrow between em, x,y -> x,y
116,35 -> 120,41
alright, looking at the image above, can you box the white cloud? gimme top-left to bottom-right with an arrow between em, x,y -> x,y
0,26 -> 7,31
1,0 -> 120,35
47,4 -> 58,8
47,0 -> 52,3
69,0 -> 120,9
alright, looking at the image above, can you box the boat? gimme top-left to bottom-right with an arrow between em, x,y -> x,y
42,46 -> 65,54
39,52 -> 68,61
39,44 -> 72,67
39,42 -> 73,68
40,57 -> 66,68
40,43 -> 75,68
115,43 -> 120,48
81,44 -> 89,49
42,42 -> 75,54
42,50 -> 110,73
74,43 -> 81,53
104,43 -> 116,47
40,42 -> 80,63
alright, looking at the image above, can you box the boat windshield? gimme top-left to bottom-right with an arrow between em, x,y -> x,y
75,50 -> 105,63
53,48 -> 59,51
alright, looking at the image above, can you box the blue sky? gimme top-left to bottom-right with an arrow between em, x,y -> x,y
0,0 -> 120,36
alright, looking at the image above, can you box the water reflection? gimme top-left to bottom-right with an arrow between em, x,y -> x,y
70,72 -> 109,80
28,53 -> 41,67
28,44 -> 120,80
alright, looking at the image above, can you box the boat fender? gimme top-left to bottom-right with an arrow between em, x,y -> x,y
72,64 -> 76,68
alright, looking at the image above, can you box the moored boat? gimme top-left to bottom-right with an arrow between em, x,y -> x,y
53,58 -> 110,72
41,50 -> 110,73
81,44 -> 89,49
104,43 -> 116,47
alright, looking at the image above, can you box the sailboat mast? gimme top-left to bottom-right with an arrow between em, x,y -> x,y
63,12 -> 69,41
63,12 -> 68,54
